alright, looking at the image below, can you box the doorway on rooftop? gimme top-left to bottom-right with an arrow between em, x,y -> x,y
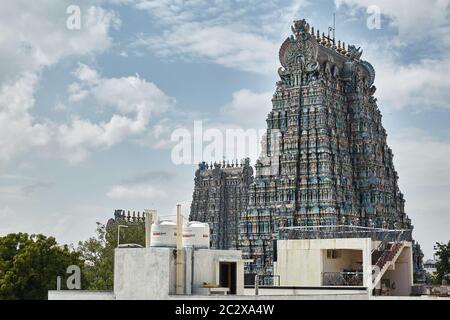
219,262 -> 237,295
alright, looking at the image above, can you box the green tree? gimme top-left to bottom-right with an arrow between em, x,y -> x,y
0,233 -> 81,300
434,241 -> 450,285
77,223 -> 113,290
77,221 -> 145,290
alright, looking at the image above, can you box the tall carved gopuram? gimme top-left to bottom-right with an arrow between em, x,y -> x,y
191,19 -> 413,280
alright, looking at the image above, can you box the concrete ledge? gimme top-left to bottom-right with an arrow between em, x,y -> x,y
370,296 -> 450,300
245,285 -> 366,290
244,287 -> 368,297
168,294 -> 369,300
48,291 -> 115,300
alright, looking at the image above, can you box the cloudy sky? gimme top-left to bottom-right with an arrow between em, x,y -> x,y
0,0 -> 449,258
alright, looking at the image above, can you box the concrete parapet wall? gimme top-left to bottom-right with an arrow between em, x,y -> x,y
114,247 -> 175,300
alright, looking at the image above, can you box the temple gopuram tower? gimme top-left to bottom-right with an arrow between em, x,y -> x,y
190,19 -> 414,281
239,20 -> 412,277
190,160 -> 254,250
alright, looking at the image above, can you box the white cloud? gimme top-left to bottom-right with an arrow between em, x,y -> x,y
335,0 -> 450,44
389,129 -> 450,257
0,2 -> 120,84
73,63 -> 101,84
0,1 -> 120,165
54,102 -> 68,112
334,0 -> 450,114
122,0 -> 307,33
137,89 -> 271,162
106,184 -> 168,200
145,118 -> 179,150
0,55 -> 174,166
135,108 -> 212,150
0,174 -> 53,199
373,56 -> 450,111
334,0 -> 450,103
0,206 -> 13,219
134,23 -> 278,74
59,64 -> 174,163
0,73 -> 50,163
125,0 -> 309,74
222,89 -> 272,127
390,129 -> 450,189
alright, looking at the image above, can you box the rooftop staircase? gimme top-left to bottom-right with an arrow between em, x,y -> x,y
371,240 -> 406,291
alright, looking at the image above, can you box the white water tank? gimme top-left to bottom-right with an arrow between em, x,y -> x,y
150,220 -> 177,248
183,221 -> 210,249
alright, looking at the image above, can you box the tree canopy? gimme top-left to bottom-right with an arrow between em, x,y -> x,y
434,241 -> 450,285
0,220 -> 146,299
76,221 -> 145,291
0,233 -> 81,300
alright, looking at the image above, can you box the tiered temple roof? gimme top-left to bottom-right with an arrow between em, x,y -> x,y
191,19 -> 413,280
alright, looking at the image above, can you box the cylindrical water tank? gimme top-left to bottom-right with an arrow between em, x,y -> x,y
150,220 -> 177,248
182,221 -> 210,249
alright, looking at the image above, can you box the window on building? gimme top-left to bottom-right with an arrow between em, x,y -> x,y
327,249 -> 340,259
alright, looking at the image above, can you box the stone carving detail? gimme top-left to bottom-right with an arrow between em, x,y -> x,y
280,20 -> 319,72
347,44 -> 363,60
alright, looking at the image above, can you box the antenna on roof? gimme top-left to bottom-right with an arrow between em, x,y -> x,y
328,13 -> 336,44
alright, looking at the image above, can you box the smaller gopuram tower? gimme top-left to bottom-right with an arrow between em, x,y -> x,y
189,159 -> 254,250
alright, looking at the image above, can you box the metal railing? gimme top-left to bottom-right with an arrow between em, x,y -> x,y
257,275 -> 281,286
372,231 -> 407,284
278,225 -> 412,242
372,228 -> 406,254
322,272 -> 364,286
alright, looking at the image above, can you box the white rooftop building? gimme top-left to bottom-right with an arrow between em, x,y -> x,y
423,259 -> 437,274
48,208 -> 440,300
274,226 -> 414,296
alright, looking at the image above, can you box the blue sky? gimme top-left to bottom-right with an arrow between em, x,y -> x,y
0,0 -> 449,258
